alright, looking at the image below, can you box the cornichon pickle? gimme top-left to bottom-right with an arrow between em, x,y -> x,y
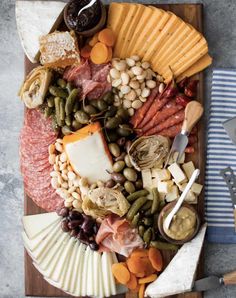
141,200 -> 152,211
126,196 -> 148,221
65,89 -> 79,115
65,115 -> 72,126
57,78 -> 67,88
143,227 -> 152,244
59,99 -> 65,121
151,188 -> 159,214
54,97 -> 63,126
47,96 -> 55,108
138,225 -> 145,237
49,86 -> 68,99
127,189 -> 149,202
150,241 -> 179,251
44,106 -> 53,118
66,82 -> 73,93
73,100 -> 80,113
142,217 -> 153,227
131,213 -> 140,227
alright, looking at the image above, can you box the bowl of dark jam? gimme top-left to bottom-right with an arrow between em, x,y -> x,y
64,0 -> 106,37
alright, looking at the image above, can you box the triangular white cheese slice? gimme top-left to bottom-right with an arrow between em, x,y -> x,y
15,1 -> 66,63
145,224 -> 207,298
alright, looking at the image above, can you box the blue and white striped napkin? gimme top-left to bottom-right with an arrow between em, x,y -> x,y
205,68 -> 236,243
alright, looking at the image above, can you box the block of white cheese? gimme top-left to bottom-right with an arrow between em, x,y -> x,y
152,168 -> 171,182
22,212 -> 59,239
145,224 -> 207,298
191,182 -> 203,195
157,181 -> 174,194
16,1 -> 66,63
141,169 -> 153,189
182,161 -> 196,180
165,185 -> 179,202
168,162 -> 187,184
63,122 -> 113,184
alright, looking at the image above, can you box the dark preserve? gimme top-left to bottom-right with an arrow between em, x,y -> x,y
65,0 -> 102,32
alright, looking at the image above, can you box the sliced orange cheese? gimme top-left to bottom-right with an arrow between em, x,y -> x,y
107,3 -> 129,38
130,8 -> 165,56
176,53 -> 213,82
63,122 -> 113,184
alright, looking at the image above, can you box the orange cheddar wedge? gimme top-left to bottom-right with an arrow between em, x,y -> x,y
63,122 -> 113,184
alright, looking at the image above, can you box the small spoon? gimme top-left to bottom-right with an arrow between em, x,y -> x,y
164,168 -> 200,231
77,0 -> 97,17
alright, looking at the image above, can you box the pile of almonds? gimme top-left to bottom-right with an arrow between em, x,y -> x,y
48,139 -> 88,210
107,55 -> 164,116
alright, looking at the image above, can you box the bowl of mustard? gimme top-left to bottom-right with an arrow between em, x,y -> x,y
158,202 -> 200,245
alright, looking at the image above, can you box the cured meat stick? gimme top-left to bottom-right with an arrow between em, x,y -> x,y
143,109 -> 185,136
140,100 -> 183,134
158,123 -> 182,138
130,87 -> 159,128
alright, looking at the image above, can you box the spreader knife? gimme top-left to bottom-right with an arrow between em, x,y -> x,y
165,101 -> 203,167
193,270 -> 236,292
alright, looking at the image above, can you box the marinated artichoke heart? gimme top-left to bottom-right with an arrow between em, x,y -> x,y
128,135 -> 170,171
82,187 -> 130,219
19,66 -> 52,109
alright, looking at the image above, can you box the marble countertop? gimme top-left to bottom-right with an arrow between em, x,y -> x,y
0,0 -> 236,297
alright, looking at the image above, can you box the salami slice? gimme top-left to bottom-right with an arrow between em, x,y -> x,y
158,123 -> 182,138
140,100 -> 183,134
63,59 -> 91,82
144,109 -> 185,136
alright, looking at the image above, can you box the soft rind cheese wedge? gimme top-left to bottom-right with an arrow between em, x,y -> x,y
15,1 -> 66,63
63,122 -> 113,184
145,224 -> 207,298
22,212 -> 59,239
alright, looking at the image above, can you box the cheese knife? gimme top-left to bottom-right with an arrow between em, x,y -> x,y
223,116 -> 236,144
193,270 -> 236,292
165,101 -> 203,167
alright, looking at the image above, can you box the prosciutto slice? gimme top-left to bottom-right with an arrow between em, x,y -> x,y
96,215 -> 143,257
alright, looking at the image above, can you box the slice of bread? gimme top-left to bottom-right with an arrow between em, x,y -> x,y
39,31 -> 80,68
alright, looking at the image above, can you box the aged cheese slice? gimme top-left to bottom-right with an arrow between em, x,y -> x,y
149,22 -> 191,73
22,212 -> 59,239
81,246 -> 90,296
113,4 -> 138,57
126,6 -> 153,57
63,122 -> 113,184
141,13 -> 182,61
182,161 -> 196,180
176,53 -> 212,82
107,3 -> 129,38
130,8 -> 164,56
93,251 -> 100,297
74,244 -> 87,296
145,224 -> 207,298
119,4 -> 145,58
15,1 -> 66,63
63,240 -> 78,292
108,253 -> 117,296
168,163 -> 187,184
102,252 -> 111,297
87,249 -> 94,296
98,252 -> 105,298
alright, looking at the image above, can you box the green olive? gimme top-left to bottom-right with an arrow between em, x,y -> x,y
113,161 -> 125,173
105,117 -> 122,129
117,124 -> 133,137
105,106 -> 117,118
62,125 -> 72,135
83,105 -> 97,115
97,99 -> 108,111
72,120 -> 83,130
135,179 -> 143,190
123,168 -> 138,182
124,154 -> 133,168
103,91 -> 114,104
106,130 -> 119,142
74,110 -> 90,124
124,181 -> 135,194
108,143 -> 121,157
116,107 -> 129,121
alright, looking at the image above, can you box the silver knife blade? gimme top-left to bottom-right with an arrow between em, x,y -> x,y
222,117 -> 236,144
192,275 -> 223,292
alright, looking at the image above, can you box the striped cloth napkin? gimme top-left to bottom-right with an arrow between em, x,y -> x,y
205,68 -> 236,243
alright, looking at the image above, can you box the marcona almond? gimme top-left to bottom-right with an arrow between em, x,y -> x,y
130,55 -> 140,61
121,72 -> 130,85
132,99 -> 142,110
49,154 -> 56,165
141,88 -> 151,98
120,85 -> 131,95
129,80 -> 140,90
110,68 -> 121,79
55,142 -> 63,152
126,58 -> 135,67
115,61 -> 126,71
48,144 -> 55,155
128,107 -> 135,116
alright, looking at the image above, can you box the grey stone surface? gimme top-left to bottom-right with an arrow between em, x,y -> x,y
0,0 -> 235,297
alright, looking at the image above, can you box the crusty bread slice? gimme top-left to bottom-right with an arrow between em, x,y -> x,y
39,31 -> 80,68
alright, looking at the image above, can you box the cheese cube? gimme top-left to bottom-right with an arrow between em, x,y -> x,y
184,190 -> 197,203
152,168 -> 171,182
63,122 -> 113,184
165,185 -> 179,202
158,181 -> 173,194
168,163 -> 187,184
152,177 -> 158,188
177,182 -> 188,192
191,183 -> 203,195
182,161 -> 196,180
141,169 -> 153,189
168,152 -> 185,165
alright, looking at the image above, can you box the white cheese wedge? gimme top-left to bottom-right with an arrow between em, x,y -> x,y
102,252 -> 111,297
63,239 -> 78,292
81,246 -> 90,296
157,180 -> 174,194
141,169 -> 153,189
74,244 -> 86,296
63,123 -> 113,184
165,185 -> 179,202
191,182 -> 203,195
152,168 -> 171,182
145,224 -> 207,298
107,253 -> 117,296
182,161 -> 196,180
87,249 -> 94,296
15,1 -> 66,63
93,251 -> 100,297
168,162 -> 187,184
22,212 -> 59,239
98,252 -> 105,298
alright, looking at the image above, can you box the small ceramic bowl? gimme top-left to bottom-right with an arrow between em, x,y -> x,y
64,1 -> 106,37
158,201 -> 200,245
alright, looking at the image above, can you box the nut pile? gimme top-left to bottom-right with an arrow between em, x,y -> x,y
107,55 -> 163,116
48,138 -> 87,209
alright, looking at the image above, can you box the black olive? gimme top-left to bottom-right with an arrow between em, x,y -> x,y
61,219 -> 70,232
57,207 -> 69,217
89,241 -> 99,251
69,210 -> 83,221
93,222 -> 99,234
68,220 -> 82,229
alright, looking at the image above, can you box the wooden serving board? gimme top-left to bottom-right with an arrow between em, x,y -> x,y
24,3 -> 205,298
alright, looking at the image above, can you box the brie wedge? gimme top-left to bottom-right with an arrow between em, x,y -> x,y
15,1 -> 66,63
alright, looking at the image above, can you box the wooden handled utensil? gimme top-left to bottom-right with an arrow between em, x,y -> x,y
165,101 -> 203,167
